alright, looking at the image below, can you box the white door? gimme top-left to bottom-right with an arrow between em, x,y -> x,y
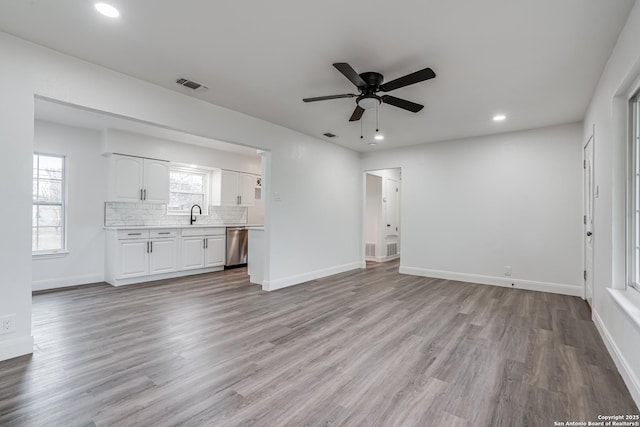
238,173 -> 256,206
118,240 -> 148,278
221,170 -> 240,205
149,238 -> 177,275
584,134 -> 594,306
110,155 -> 144,202
385,178 -> 399,237
205,235 -> 226,267
143,159 -> 170,204
181,236 -> 205,270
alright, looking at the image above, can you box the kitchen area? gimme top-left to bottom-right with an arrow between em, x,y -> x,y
32,98 -> 266,292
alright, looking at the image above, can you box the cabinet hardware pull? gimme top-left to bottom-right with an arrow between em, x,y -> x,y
128,233 -> 142,236
203,238 -> 206,249
140,189 -> 143,201
158,232 -> 170,235
143,189 -> 147,200
206,239 -> 208,249
150,241 -> 153,253
146,241 -> 149,253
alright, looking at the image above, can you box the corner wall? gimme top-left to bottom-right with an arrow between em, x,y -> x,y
583,0 -> 640,407
361,122 -> 584,296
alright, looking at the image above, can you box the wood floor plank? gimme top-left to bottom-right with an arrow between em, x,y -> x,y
1,260 -> 638,426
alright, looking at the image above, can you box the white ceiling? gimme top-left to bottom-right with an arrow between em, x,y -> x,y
0,0 -> 635,152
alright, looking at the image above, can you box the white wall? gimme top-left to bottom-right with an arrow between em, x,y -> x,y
583,0 -> 640,407
361,123 -> 583,295
0,32 -> 362,361
33,120 -> 107,291
103,128 -> 261,174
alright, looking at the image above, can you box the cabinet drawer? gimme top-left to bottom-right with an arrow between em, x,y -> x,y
205,227 -> 225,236
117,229 -> 150,240
181,228 -> 206,237
150,229 -> 178,238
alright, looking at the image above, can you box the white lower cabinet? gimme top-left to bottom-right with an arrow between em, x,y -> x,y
180,228 -> 226,270
149,238 -> 178,275
118,239 -> 149,279
106,227 -> 226,286
205,236 -> 225,267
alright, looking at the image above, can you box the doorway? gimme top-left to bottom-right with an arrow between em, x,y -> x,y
584,130 -> 594,307
364,168 -> 401,264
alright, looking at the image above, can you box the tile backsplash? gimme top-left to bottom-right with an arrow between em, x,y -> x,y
105,202 -> 248,227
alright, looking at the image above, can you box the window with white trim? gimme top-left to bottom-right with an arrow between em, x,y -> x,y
168,166 -> 209,214
630,96 -> 640,292
33,153 -> 66,253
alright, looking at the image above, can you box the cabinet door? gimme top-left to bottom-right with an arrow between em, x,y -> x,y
118,240 -> 149,278
143,159 -> 170,204
205,235 -> 226,267
149,238 -> 177,275
238,173 -> 256,206
220,170 -> 240,205
110,155 -> 144,202
181,237 -> 205,270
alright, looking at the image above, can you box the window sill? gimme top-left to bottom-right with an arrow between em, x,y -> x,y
32,251 -> 69,260
607,287 -> 640,333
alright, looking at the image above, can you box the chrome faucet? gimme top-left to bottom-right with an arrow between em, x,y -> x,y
190,204 -> 202,225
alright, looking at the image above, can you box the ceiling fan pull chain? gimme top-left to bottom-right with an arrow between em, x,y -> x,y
376,103 -> 379,133
360,116 -> 363,139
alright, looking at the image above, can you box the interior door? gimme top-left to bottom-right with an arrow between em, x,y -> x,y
385,178 -> 399,236
584,134 -> 594,307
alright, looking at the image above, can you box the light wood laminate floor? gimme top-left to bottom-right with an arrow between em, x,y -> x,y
1,261 -> 638,426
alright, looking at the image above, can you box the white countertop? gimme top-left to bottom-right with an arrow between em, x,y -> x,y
104,223 -> 264,230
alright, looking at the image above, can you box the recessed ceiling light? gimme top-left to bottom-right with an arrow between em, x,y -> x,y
374,134 -> 384,141
368,142 -> 377,147
493,114 -> 506,122
95,3 -> 120,18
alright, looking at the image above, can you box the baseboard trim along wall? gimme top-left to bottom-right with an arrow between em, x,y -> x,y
399,266 -> 583,297
263,262 -> 362,291
593,309 -> 640,409
32,273 -> 105,292
0,336 -> 34,362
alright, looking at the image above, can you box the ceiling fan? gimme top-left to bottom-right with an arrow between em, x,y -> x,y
303,62 -> 436,121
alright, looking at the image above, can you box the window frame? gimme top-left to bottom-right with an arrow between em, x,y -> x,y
167,165 -> 210,215
629,95 -> 640,293
32,152 -> 67,255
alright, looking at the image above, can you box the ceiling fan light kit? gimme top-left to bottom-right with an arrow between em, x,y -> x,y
303,62 -> 435,142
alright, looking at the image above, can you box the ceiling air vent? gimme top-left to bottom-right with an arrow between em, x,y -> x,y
323,132 -> 337,138
176,78 -> 208,91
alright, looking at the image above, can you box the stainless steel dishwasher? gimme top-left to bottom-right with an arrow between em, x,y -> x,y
225,227 -> 248,267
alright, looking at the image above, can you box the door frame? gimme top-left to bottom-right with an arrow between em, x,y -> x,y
361,167 -> 402,268
584,126 -> 595,305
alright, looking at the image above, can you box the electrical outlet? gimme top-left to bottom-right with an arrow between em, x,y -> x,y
0,315 -> 16,335
504,266 -> 512,277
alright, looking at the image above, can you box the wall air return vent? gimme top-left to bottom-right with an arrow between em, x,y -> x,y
176,78 -> 208,91
323,132 -> 337,138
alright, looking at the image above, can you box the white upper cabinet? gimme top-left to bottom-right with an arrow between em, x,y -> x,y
212,169 -> 257,207
220,170 -> 240,205
143,159 -> 170,204
108,154 -> 169,203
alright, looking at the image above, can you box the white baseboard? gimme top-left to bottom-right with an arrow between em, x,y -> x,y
32,273 -> 105,292
399,266 -> 582,297
593,309 -> 640,409
366,254 -> 400,263
0,335 -> 34,362
263,262 -> 361,291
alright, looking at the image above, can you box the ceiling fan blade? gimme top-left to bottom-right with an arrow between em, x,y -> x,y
303,94 -> 356,102
349,105 -> 365,121
381,95 -> 424,113
379,67 -> 436,92
333,63 -> 367,88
